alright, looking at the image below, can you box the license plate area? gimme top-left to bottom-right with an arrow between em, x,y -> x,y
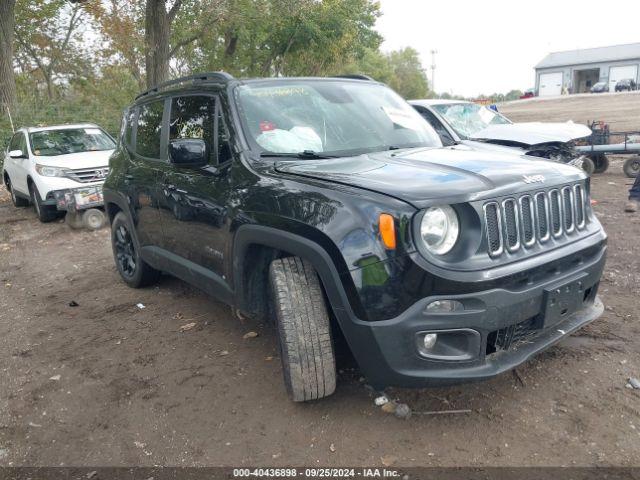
542,274 -> 587,327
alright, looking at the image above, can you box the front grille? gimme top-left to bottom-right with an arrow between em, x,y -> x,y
65,167 -> 109,183
549,189 -> 562,237
519,195 -> 535,246
503,199 -> 520,251
484,203 -> 503,256
483,183 -> 587,257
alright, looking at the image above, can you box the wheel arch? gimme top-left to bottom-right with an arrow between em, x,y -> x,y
103,190 -> 130,225
232,225 -> 360,323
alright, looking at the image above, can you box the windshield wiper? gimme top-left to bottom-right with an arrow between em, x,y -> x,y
260,150 -> 338,160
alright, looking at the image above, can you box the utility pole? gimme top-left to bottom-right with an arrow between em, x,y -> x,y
430,49 -> 438,93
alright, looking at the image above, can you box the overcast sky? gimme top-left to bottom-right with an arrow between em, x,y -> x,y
376,0 -> 640,97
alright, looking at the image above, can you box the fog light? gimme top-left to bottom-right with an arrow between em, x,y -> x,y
423,333 -> 438,350
425,300 -> 464,313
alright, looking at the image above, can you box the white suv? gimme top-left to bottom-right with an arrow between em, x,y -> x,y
2,124 -> 116,222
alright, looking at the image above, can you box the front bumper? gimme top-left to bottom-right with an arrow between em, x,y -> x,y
341,243 -> 606,389
51,185 -> 104,212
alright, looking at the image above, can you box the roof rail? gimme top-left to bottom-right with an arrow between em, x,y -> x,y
333,74 -> 375,81
135,72 -> 235,101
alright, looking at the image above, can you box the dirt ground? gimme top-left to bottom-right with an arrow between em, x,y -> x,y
501,90 -> 640,132
1,136 -> 640,466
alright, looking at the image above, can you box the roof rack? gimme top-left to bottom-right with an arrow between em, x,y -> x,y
135,72 -> 235,101
333,74 -> 375,81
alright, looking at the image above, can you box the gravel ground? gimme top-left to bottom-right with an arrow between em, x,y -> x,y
500,90 -> 640,132
0,160 -> 639,467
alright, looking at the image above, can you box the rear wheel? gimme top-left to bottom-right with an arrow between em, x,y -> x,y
29,182 -> 58,222
111,212 -> 160,288
6,176 -> 29,207
269,257 -> 336,402
624,156 -> 640,178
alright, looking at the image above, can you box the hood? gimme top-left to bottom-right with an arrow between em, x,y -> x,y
274,145 -> 585,208
470,122 -> 592,146
32,149 -> 113,169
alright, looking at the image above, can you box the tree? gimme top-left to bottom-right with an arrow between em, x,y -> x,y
386,47 -> 429,99
83,0 -> 146,88
14,0 -> 88,99
339,46 -> 430,99
0,0 -> 17,114
144,0 -> 225,88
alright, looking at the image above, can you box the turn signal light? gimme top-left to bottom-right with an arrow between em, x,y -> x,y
379,214 -> 396,249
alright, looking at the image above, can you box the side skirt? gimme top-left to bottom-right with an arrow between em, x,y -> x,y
140,245 -> 234,305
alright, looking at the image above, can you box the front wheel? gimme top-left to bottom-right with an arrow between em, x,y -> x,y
29,183 -> 58,222
111,212 -> 160,288
581,157 -> 595,176
624,156 -> 640,178
269,257 -> 336,402
591,154 -> 609,174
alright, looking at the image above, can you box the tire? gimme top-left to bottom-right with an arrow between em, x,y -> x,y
624,156 -> 640,178
65,211 -> 84,230
591,154 -> 609,174
581,157 -> 595,176
5,176 -> 30,207
269,257 -> 336,402
111,211 -> 160,288
29,182 -> 58,222
82,208 -> 106,230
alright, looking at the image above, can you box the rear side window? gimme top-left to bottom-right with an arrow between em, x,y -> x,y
136,100 -> 164,158
169,96 -> 216,164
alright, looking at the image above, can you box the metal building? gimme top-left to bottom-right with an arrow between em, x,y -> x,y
535,43 -> 640,96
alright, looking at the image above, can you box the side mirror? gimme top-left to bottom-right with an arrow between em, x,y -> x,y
168,139 -> 207,168
9,149 -> 26,159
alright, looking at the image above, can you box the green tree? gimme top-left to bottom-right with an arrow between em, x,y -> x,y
14,0 -> 89,99
385,47 -> 429,98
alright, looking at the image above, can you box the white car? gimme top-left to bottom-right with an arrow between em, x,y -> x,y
2,124 -> 115,222
409,99 -> 595,173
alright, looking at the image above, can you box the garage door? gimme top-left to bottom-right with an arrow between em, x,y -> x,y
609,65 -> 638,90
539,72 -> 563,97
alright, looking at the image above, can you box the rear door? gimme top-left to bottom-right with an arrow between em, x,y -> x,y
125,99 -> 167,247
158,94 -> 234,284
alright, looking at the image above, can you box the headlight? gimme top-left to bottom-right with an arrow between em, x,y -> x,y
35,164 -> 70,177
419,205 -> 460,255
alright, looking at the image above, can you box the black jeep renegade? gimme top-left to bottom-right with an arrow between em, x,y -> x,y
104,73 -> 607,402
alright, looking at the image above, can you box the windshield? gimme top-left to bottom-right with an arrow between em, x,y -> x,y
29,128 -> 116,157
431,103 -> 511,139
235,80 -> 441,156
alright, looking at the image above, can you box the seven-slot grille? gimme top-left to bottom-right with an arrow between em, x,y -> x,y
484,184 -> 587,258
65,167 -> 109,183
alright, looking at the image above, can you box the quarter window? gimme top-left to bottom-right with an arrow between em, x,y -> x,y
169,96 -> 216,164
136,101 -> 164,158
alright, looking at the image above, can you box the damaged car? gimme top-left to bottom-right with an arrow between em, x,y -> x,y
410,99 -> 596,174
105,73 -> 606,402
2,124 -> 115,228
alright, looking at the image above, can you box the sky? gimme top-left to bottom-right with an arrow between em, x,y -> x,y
376,0 -> 640,97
